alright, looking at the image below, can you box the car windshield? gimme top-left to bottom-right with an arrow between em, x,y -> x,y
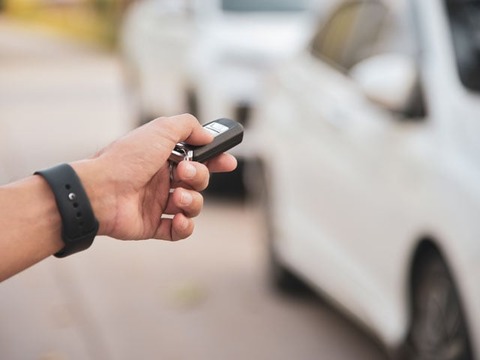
221,0 -> 308,12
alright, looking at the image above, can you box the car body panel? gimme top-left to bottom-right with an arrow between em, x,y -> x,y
120,0 -> 195,118
249,0 -> 480,354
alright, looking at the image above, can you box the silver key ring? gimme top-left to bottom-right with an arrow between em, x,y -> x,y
169,161 -> 176,183
169,146 -> 193,184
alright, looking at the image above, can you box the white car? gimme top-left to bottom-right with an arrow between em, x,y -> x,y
120,0 -> 317,193
248,0 -> 480,358
186,0 -> 316,128
120,0 -> 196,123
121,0 -> 316,125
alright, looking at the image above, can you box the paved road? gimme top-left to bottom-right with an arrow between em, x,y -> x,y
0,18 -> 388,360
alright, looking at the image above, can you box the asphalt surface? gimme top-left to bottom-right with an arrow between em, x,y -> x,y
0,18 -> 389,360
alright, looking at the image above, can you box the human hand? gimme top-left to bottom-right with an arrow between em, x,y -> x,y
72,114 -> 237,241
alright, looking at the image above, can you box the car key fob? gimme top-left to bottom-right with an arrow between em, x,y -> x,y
169,118 -> 243,163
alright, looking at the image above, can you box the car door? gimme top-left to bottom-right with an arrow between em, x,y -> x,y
278,0 -> 413,329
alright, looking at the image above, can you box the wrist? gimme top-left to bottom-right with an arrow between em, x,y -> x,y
28,176 -> 65,253
35,164 -> 100,257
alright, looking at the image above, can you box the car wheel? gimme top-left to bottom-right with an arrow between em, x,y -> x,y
186,89 -> 199,118
204,159 -> 247,199
405,251 -> 473,360
267,242 -> 311,296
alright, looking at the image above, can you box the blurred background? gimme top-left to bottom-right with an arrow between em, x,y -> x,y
1,0 -> 479,359
0,1 -> 387,359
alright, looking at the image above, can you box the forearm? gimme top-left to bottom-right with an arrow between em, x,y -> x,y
0,175 -> 64,281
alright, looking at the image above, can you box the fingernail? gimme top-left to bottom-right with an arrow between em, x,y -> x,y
184,162 -> 197,179
180,191 -> 193,206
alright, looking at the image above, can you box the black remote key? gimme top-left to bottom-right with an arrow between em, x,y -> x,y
169,118 -> 244,163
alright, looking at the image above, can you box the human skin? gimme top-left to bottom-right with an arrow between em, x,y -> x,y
0,114 -> 237,281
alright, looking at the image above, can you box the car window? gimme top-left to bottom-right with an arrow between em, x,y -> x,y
310,0 -> 388,71
221,0 -> 308,12
445,0 -> 480,92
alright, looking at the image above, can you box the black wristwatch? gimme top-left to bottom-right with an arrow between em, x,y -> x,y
35,164 -> 99,257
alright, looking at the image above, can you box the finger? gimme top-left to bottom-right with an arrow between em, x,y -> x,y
204,153 -> 238,173
172,213 -> 195,240
173,161 -> 210,191
164,188 -> 204,218
154,214 -> 194,241
154,114 -> 214,147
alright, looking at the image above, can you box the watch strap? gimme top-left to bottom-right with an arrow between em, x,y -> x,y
35,163 -> 99,257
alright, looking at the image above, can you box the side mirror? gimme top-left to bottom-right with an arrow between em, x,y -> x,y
350,54 -> 417,113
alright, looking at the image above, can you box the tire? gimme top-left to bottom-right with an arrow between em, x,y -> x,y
268,242 -> 311,296
204,159 -> 247,199
405,251 -> 473,360
186,89 -> 199,118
